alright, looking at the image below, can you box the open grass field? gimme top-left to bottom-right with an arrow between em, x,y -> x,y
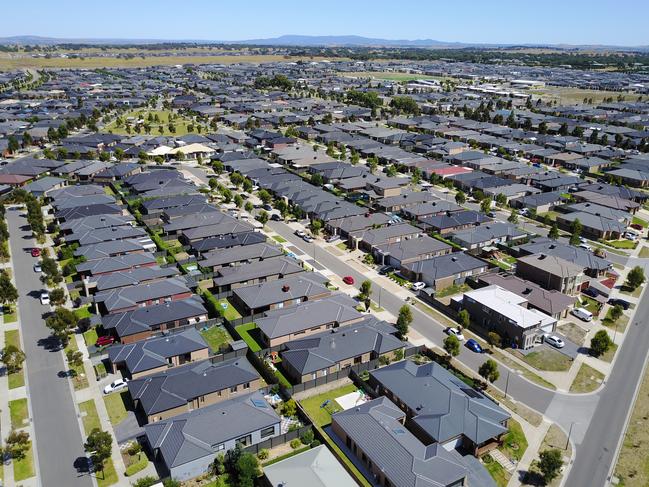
0,54 -> 335,70
530,86 -> 641,105
103,109 -> 198,137
343,71 -> 443,82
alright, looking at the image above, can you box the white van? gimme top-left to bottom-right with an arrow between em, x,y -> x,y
571,307 -> 593,322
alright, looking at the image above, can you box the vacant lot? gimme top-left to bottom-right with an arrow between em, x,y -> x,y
530,86 -> 640,105
344,71 -> 442,82
515,348 -> 572,372
570,363 -> 604,393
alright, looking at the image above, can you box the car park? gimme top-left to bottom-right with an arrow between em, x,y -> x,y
40,292 -> 50,305
342,276 -> 354,285
445,327 -> 465,341
465,339 -> 483,353
544,335 -> 565,349
103,379 -> 128,395
411,282 -> 426,291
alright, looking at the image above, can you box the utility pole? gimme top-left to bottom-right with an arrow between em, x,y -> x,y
504,370 -> 510,399
566,422 -> 574,450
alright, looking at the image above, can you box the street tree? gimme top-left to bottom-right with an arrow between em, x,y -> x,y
548,224 -> 560,240
443,335 -> 460,359
508,210 -> 518,224
49,287 -> 66,306
396,305 -> 412,340
569,219 -> 583,246
537,449 -> 563,484
590,330 -> 613,358
256,210 -> 269,226
609,304 -> 623,323
457,309 -> 470,329
625,266 -> 646,290
310,219 -> 322,236
84,429 -> 112,479
1,344 -> 25,374
258,189 -> 272,205
478,359 -> 500,383
66,349 -> 83,377
0,270 -> 18,313
359,280 -> 372,303
45,307 -> 77,347
4,430 -> 30,460
480,197 -> 492,214
40,256 -> 62,285
455,192 -> 466,205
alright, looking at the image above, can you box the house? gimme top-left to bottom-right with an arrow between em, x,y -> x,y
262,444 -> 357,487
85,265 -> 179,296
212,257 -> 304,296
555,211 -> 626,240
255,293 -> 362,348
509,192 -> 565,213
572,190 -> 640,214
375,192 -> 436,212
515,238 -> 611,278
198,242 -> 284,271
94,277 -> 193,315
516,254 -> 586,295
332,397 -> 471,487
400,200 -> 463,220
145,391 -> 280,481
351,223 -> 421,252
107,328 -> 210,379
417,210 -> 490,235
129,356 -> 261,423
369,360 -> 510,455
76,252 -> 158,278
74,238 -> 153,262
605,168 -> 649,188
102,297 -> 208,344
230,274 -> 331,319
402,253 -> 488,291
460,285 -> 557,349
478,273 -> 576,320
280,317 -> 404,384
450,222 -> 527,251
326,212 -> 391,239
23,176 -> 66,197
374,235 -> 452,268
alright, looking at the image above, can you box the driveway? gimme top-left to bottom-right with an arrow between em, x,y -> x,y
7,209 -> 93,486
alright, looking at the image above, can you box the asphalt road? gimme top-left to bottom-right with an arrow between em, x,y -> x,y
7,209 -> 93,486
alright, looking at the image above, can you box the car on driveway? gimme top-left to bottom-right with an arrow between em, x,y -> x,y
342,276 -> 355,285
325,235 -> 340,243
39,292 -> 50,306
544,335 -> 565,349
103,379 -> 128,395
411,282 -> 426,291
31,248 -> 41,257
96,336 -> 115,347
378,265 -> 394,276
582,287 -> 598,298
608,298 -> 631,310
465,338 -> 483,353
445,327 -> 465,341
33,263 -> 42,273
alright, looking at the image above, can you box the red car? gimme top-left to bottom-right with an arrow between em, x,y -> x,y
630,223 -> 644,231
342,276 -> 355,285
31,248 -> 41,257
95,336 -> 115,347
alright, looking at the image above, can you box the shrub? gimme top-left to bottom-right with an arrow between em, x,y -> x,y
257,448 -> 269,460
290,439 -> 302,449
300,428 -> 314,445
310,440 -> 321,448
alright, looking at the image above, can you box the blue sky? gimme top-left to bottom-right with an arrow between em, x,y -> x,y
3,0 -> 648,46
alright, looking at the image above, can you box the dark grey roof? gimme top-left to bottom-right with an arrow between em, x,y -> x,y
333,396 -> 468,487
74,239 -> 149,261
108,328 -> 208,374
144,391 -> 279,468
51,193 -> 116,210
233,273 -> 330,310
92,265 -> 179,292
199,242 -> 283,269
256,293 -> 361,340
141,194 -> 208,212
68,224 -> 147,246
102,297 -> 208,338
370,360 -> 510,444
403,253 -> 487,281
451,222 -> 527,246
282,317 -> 403,375
94,277 -> 191,313
516,238 -> 611,271
213,256 -> 303,287
76,252 -> 157,276
60,213 -> 135,233
55,203 -> 123,221
128,356 -> 259,415
376,235 -> 451,262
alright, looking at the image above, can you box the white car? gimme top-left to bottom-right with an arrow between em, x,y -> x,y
39,292 -> 50,306
445,327 -> 466,341
294,230 -> 306,238
578,243 -> 592,252
33,263 -> 42,273
544,335 -> 565,349
302,235 -> 314,243
103,379 -> 128,395
411,282 -> 426,291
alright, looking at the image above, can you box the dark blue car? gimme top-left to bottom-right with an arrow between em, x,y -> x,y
465,339 -> 483,353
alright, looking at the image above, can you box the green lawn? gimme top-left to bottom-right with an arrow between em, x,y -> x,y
9,398 -> 28,429
125,452 -> 149,476
104,109 -> 198,137
83,327 -> 99,347
217,298 -> 242,321
570,363 -> 605,393
639,246 -> 649,258
13,441 -> 34,481
605,239 -> 637,250
501,419 -> 528,461
75,306 -> 92,320
96,458 -> 118,487
632,216 -> 648,228
483,455 -> 510,487
79,400 -> 101,435
579,296 -> 602,316
5,330 -> 25,388
235,322 -> 262,352
2,307 -> 18,323
5,329 -> 20,348
65,336 -> 89,390
200,325 -> 232,353
336,242 -> 349,251
103,391 -> 129,426
516,349 -> 572,372
300,383 -> 360,427
272,235 -> 287,243
435,283 -> 470,298
600,343 -> 618,363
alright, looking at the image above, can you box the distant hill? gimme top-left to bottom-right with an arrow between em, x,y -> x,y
0,34 -> 647,51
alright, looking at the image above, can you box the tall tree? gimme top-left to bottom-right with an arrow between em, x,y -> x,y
84,429 -> 112,479
478,359 -> 500,383
396,305 -> 412,340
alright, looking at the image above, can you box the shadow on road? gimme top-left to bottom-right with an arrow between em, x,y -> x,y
73,456 -> 91,474
36,336 -> 62,352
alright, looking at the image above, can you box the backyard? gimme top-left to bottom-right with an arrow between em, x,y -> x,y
217,298 -> 242,321
299,383 -> 361,427
200,325 -> 232,353
235,322 -> 262,352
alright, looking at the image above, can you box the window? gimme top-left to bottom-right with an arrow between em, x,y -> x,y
211,443 -> 225,451
236,434 -> 252,447
260,426 -> 275,439
243,382 -> 250,389
230,385 -> 238,393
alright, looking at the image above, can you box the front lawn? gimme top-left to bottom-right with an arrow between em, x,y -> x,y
2,306 -> 17,323
9,398 -> 28,429
578,296 -> 601,316
200,325 -> 232,353
235,322 -> 262,352
96,458 -> 118,487
272,235 -> 287,243
570,363 -> 605,393
605,239 -> 637,250
13,441 -> 34,481
501,419 -> 528,461
83,327 -> 99,347
75,305 -> 92,320
483,455 -> 509,487
217,298 -> 242,321
300,383 -> 359,427
5,329 -> 20,348
632,216 -> 648,228
124,452 -> 148,477
79,400 -> 101,435
515,349 -> 572,372
103,391 -> 130,426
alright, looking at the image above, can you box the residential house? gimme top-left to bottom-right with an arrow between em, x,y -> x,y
401,253 -> 488,291
516,254 -> 586,295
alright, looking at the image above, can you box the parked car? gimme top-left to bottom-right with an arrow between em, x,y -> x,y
302,235 -> 314,243
342,276 -> 355,285
270,213 -> 282,221
31,248 -> 41,257
487,211 -> 497,218
103,379 -> 128,395
544,335 -> 565,349
325,235 -> 340,243
582,287 -> 598,298
262,204 -> 273,211
294,230 -> 306,238
33,263 -> 42,273
630,223 -> 644,231
411,282 -> 426,291
96,336 -> 115,347
578,243 -> 592,252
571,307 -> 593,322
378,265 -> 394,276
39,292 -> 50,306
465,339 -> 483,353
608,298 -> 631,310
445,327 -> 465,341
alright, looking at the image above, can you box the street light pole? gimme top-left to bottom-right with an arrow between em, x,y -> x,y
505,370 -> 510,399
566,422 -> 574,450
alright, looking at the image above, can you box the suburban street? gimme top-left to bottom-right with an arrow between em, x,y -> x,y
7,208 -> 93,487
268,219 -> 649,487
